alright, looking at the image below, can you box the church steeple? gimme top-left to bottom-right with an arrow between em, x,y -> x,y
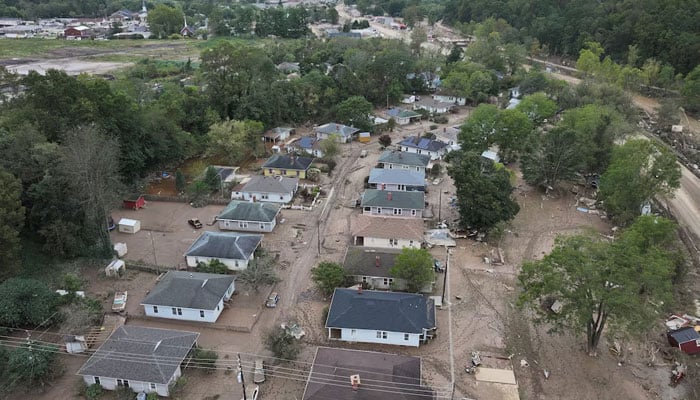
141,0 -> 147,13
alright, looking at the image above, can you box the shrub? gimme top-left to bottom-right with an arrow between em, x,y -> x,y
378,134 -> 392,148
146,393 -> 159,400
115,386 -> 135,400
193,348 -> 218,374
264,327 -> 301,361
85,383 -> 103,400
196,259 -> 229,274
433,115 -> 449,124
169,377 -> 187,399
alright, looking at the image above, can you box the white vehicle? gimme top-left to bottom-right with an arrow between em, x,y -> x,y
253,359 -> 265,384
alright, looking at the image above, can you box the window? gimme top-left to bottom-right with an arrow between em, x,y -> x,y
383,278 -> 390,286
238,221 -> 248,228
404,333 -> 410,341
416,167 -> 420,172
362,276 -> 368,283
281,169 -> 287,175
260,223 -> 265,229
389,238 -> 398,246
411,209 -> 417,216
268,169 -> 273,174
393,208 -> 402,215
150,383 -> 157,390
172,308 -> 182,316
261,194 -> 269,199
217,305 -> 220,311
200,310 -> 205,318
351,329 -> 356,336
409,240 -> 414,247
364,207 -> 371,212
376,208 -> 382,214
153,306 -> 158,314
94,377 -> 100,385
280,195 -> 284,200
376,331 -> 387,339
117,379 -> 129,388
417,150 -> 422,154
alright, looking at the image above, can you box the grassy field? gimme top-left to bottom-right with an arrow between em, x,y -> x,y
0,38 -> 201,60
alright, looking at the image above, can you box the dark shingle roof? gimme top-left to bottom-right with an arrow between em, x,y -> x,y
387,108 -> 421,118
240,176 -> 298,194
303,347 -> 431,400
262,154 -> 313,170
368,168 -> 425,186
343,247 -> 400,278
378,151 -> 431,167
77,326 -> 199,384
185,231 -> 262,260
326,288 -> 436,333
141,270 -> 235,309
315,123 -> 360,138
361,189 -> 425,209
217,201 -> 281,222
399,136 -> 448,152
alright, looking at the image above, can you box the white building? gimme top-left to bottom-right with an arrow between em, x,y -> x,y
377,150 -> 431,174
216,200 -> 282,233
232,175 -> 298,204
184,231 -> 262,270
350,214 -> 423,249
432,94 -> 466,105
360,189 -> 425,218
398,136 -> 448,160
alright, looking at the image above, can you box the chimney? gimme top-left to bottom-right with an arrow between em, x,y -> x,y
375,255 -> 380,267
387,192 -> 392,201
350,374 -> 361,391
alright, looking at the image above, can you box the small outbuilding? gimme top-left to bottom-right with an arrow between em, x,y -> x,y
122,194 -> 145,210
358,132 -> 371,143
118,218 -> 140,234
668,326 -> 700,355
105,259 -> 126,277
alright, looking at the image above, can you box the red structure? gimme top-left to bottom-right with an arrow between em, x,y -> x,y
122,194 -> 145,210
667,326 -> 700,355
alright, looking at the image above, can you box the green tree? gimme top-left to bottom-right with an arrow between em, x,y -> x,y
196,259 -> 229,274
148,4 -> 185,38
206,119 -> 264,165
319,134 -> 340,158
599,139 -> 681,225
238,251 -> 279,292
0,168 -> 25,278
458,104 -> 499,153
494,109 -> 533,162
389,248 -> 434,293
311,262 -> 346,296
410,25 -> 428,55
516,92 -> 557,124
681,65 -> 700,112
6,342 -> 59,387
192,348 -> 218,374
204,166 -> 220,192
518,216 -> 678,356
85,383 -> 103,400
175,170 -> 186,193
334,96 -> 373,132
0,278 -> 59,327
448,152 -> 520,231
520,127 -> 583,190
379,134 -> 392,148
265,327 -> 301,360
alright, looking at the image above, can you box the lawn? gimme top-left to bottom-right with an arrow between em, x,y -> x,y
0,38 -> 200,60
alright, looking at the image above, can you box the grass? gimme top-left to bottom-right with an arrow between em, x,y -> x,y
0,38 -> 200,60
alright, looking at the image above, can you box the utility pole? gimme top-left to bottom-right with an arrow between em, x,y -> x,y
441,246 -> 449,304
237,353 -> 247,400
438,191 -> 442,222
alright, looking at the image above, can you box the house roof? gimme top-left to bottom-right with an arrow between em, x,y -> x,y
276,62 -> 300,72
350,214 -> 424,241
217,200 -> 281,222
343,247 -> 400,278
77,326 -> 199,384
361,189 -> 425,210
369,168 -> 425,186
315,123 -> 360,138
669,326 -> 700,343
302,347 -> 430,400
141,271 -> 235,309
185,231 -> 262,260
295,136 -> 322,150
413,97 -> 455,110
326,288 -> 436,333
387,108 -> 421,119
378,151 -> 431,167
240,175 -> 298,194
263,127 -> 294,140
262,154 -> 313,171
399,136 -> 448,152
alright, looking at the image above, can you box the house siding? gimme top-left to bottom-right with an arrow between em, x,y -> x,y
186,256 -> 251,271
263,168 -> 306,180
383,163 -> 426,174
316,132 -> 351,143
400,146 -> 444,160
82,370 -> 178,397
143,289 -> 230,323
328,327 -> 423,347
351,275 -> 433,293
360,237 -> 419,249
363,206 -> 423,218
433,95 -> 466,105
231,191 -> 293,204
217,218 -> 276,233
370,183 -> 425,192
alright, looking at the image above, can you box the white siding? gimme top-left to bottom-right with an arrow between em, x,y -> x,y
186,256 -> 251,270
400,146 -> 444,160
217,218 -> 276,233
361,236 -> 419,249
329,328 -> 422,347
142,300 -> 224,323
384,163 -> 425,174
82,373 -> 175,397
433,95 -> 466,105
231,191 -> 293,204
363,207 -> 423,218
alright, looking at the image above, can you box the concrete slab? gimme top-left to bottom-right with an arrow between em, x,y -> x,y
475,367 -> 517,385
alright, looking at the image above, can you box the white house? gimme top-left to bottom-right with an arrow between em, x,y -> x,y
368,168 -> 426,192
141,271 -> 235,323
377,150 -> 431,174
325,288 -> 436,347
216,200 -> 282,233
412,97 -> 455,114
78,326 -> 199,397
184,231 -> 262,270
314,123 -> 359,143
287,136 -> 325,158
350,214 -> 423,249
360,189 -> 425,218
398,136 -> 448,160
385,107 -> 422,125
343,247 -> 433,292
232,175 -> 298,203
432,93 -> 466,105
262,127 -> 295,143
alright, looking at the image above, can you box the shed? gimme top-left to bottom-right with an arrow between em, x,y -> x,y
358,132 -> 371,143
113,242 -> 127,257
64,335 -> 88,354
668,326 -> 700,354
118,218 -> 140,234
122,194 -> 145,210
105,259 -> 126,277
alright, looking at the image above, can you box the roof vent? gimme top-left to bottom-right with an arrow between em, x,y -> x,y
350,374 -> 361,391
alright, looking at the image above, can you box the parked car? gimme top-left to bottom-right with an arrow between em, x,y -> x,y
265,292 -> 280,308
188,218 -> 203,229
253,359 -> 265,383
433,259 -> 445,273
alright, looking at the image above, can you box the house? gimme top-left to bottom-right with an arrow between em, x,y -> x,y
216,200 -> 281,233
350,214 -> 423,249
343,247 -> 432,292
314,123 -> 360,143
77,326 -> 199,397
276,62 -> 300,73
361,189 -> 425,218
386,108 -> 422,125
288,136 -> 325,158
325,288 -> 436,347
481,150 -> 501,163
412,97 -> 455,114
232,175 -> 298,203
368,168 -> 425,192
399,136 -> 448,160
302,347 -> 433,400
184,231 -> 262,270
433,93 -> 466,106
180,25 -> 195,37
109,10 -> 136,22
378,151 -> 430,174
667,326 -> 700,355
433,125 -> 461,149
262,127 -> 295,143
64,26 -> 92,39
262,154 -> 314,179
141,271 -> 235,323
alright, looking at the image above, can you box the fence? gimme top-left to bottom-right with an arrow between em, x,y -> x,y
142,194 -> 231,206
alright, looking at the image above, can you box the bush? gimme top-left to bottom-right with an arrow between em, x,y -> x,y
311,262 -> 346,296
193,348 -> 218,374
169,377 -> 187,399
321,306 -> 329,325
431,163 -> 441,176
433,115 -> 449,124
115,386 -> 135,400
85,383 -> 103,400
318,158 -> 336,172
264,328 -> 301,361
146,393 -> 159,400
196,259 -> 229,274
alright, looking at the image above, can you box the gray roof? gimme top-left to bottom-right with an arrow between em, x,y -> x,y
315,123 -> 360,138
262,154 -> 313,171
387,108 -> 421,118
378,151 -> 431,167
368,168 -> 425,186
185,231 -> 262,260
77,326 -> 199,384
303,347 -> 430,400
399,136 -> 448,152
361,189 -> 425,210
343,247 -> 400,278
669,326 -> 700,344
218,200 -> 281,222
240,175 -> 298,195
141,270 -> 235,309
326,289 -> 436,333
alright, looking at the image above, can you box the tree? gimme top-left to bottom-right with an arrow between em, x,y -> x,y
6,342 -> 59,387
192,348 -> 218,374
319,134 -> 340,158
175,170 -> 186,193
196,259 -> 229,274
265,327 -> 301,360
311,262 -> 346,296
516,92 -> 557,125
520,127 -> 583,190
410,25 -> 428,55
206,119 -> 264,165
379,134 -> 392,148
599,139 -> 681,225
389,248 -> 434,293
448,152 -> 520,231
0,168 -> 25,278
518,216 -> 678,356
203,166 -> 220,193
237,251 -> 279,292
681,65 -> 700,112
148,4 -> 184,39
458,104 -> 499,153
334,96 -> 373,132
493,109 -> 533,162
0,278 -> 59,327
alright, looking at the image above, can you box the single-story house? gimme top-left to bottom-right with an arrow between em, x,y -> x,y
368,168 -> 425,192
77,326 -> 199,397
433,94 -> 466,106
184,231 -> 262,271
343,247 -> 433,292
262,127 -> 295,143
64,25 -> 92,40
325,288 -> 436,347
361,189 -> 425,218
302,347 -> 433,400
399,136 -> 448,160
433,125 -> 461,149
386,108 -> 422,125
216,200 -> 281,233
314,123 -> 359,143
231,175 -> 298,203
141,271 -> 235,323
350,214 -> 423,249
287,136 -> 325,158
262,154 -> 314,180
377,151 -> 431,174
667,326 -> 700,355
412,97 -> 455,114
